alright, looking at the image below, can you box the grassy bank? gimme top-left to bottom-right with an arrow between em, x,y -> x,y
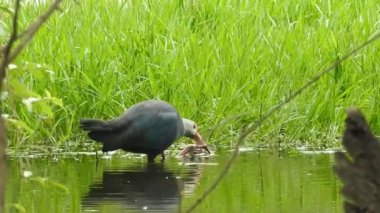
2,0 -> 380,153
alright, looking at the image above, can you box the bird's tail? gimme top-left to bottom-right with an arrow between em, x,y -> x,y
80,119 -> 110,131
80,119 -> 120,152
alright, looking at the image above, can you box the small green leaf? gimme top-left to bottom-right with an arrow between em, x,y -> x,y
45,90 -> 63,107
0,6 -> 13,15
30,177 -> 69,194
30,68 -> 44,81
35,101 -> 54,118
45,90 -> 51,98
47,180 -> 70,194
9,79 -> 39,98
49,97 -> 63,107
6,118 -> 34,134
8,203 -> 26,213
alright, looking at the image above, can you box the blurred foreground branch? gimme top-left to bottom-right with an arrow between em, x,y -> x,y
0,0 -> 63,89
0,0 -> 21,89
0,0 -> 64,211
334,108 -> 380,212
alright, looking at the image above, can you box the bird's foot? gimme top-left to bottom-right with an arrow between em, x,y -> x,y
160,152 -> 166,162
177,144 -> 211,159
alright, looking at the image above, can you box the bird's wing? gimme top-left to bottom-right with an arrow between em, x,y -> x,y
117,111 -> 182,151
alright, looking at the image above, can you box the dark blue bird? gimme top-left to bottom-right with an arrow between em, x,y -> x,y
80,100 -> 209,162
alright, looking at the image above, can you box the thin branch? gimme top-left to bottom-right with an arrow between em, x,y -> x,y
16,0 -> 63,42
0,0 -> 21,89
184,32 -> 380,213
7,0 -> 63,63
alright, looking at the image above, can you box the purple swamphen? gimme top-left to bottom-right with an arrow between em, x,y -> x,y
80,100 -> 210,162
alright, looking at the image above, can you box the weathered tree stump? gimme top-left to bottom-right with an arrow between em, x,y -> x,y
334,108 -> 380,212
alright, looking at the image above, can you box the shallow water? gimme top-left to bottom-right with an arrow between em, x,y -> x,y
4,150 -> 342,212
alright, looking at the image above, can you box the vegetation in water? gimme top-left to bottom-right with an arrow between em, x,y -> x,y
1,0 -> 380,153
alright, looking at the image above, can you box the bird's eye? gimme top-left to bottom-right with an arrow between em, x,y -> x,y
193,124 -> 196,129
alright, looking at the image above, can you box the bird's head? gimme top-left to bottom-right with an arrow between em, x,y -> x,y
182,118 -> 210,154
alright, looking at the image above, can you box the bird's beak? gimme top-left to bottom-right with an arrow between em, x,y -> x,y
192,132 -> 211,154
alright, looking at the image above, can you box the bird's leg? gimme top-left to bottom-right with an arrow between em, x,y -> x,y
147,154 -> 155,163
177,145 -> 197,157
95,150 -> 99,170
195,145 -> 211,154
177,145 -> 193,156
160,152 -> 166,161
178,144 -> 211,158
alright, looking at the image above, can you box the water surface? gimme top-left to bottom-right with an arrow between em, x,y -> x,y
5,150 -> 342,212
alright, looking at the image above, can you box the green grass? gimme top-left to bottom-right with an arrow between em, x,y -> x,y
1,0 -> 380,152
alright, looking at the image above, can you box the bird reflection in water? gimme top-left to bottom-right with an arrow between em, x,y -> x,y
82,162 -> 201,212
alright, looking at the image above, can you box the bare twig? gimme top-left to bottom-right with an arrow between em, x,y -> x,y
7,0 -> 63,63
0,0 -> 21,89
184,33 -> 380,212
0,1 -> 21,211
0,1 -> 64,211
0,0 -> 63,91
